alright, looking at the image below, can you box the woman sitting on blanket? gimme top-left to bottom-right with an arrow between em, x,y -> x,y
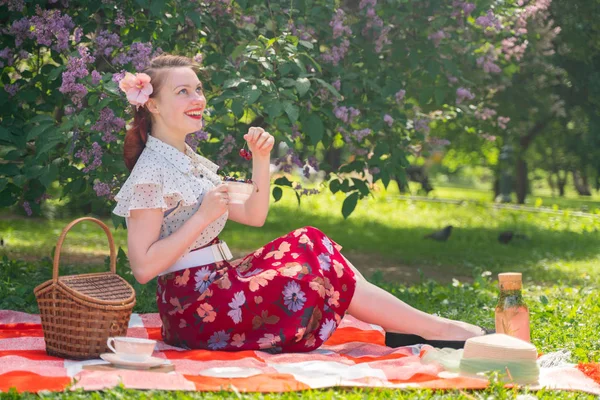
112,54 -> 488,353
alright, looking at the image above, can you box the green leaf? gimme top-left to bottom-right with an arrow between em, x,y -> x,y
434,86 -> 448,106
39,163 -> 59,187
36,129 -> 65,155
314,78 -> 341,100
235,0 -> 248,8
304,114 -> 324,144
223,78 -> 247,88
274,176 -> 293,187
27,114 -> 54,125
352,178 -> 370,196
295,77 -> 311,97
231,99 -> 244,119
230,42 -> 247,60
149,0 -> 163,16
299,40 -> 313,49
330,179 -> 341,193
272,186 -> 283,202
189,13 -> 202,28
342,192 -> 359,219
26,122 -> 54,141
0,163 -> 19,176
265,101 -> 283,118
283,102 -> 299,123
0,126 -> 16,145
48,66 -> 64,82
242,86 -> 261,104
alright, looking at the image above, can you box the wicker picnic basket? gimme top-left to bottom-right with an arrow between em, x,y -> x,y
34,217 -> 136,360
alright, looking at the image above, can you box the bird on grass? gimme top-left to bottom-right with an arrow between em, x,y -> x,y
498,231 -> 529,244
424,225 -> 453,241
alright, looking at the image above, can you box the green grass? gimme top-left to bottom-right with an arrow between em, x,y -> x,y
1,185 -> 599,398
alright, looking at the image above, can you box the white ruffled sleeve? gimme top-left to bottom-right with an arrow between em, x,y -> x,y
112,150 -> 205,218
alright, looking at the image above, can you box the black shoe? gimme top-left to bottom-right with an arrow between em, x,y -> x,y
384,327 -> 495,350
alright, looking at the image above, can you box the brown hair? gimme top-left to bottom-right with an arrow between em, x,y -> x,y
123,54 -> 201,171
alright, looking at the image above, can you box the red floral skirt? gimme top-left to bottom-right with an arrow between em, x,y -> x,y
156,226 -> 357,353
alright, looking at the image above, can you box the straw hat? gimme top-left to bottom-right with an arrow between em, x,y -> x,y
459,333 -> 539,384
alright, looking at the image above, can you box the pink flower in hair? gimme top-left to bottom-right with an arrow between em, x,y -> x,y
118,72 -> 153,109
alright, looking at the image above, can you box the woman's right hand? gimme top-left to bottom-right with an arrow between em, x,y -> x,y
197,184 -> 230,222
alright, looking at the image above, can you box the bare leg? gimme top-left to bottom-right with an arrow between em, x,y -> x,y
343,256 -> 484,341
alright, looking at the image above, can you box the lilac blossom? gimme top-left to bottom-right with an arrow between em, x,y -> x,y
94,30 -> 122,57
93,180 -> 114,199
193,53 -> 203,64
22,201 -> 32,216
291,124 -> 301,140
1,0 -> 25,11
369,167 -> 380,175
4,83 -> 18,97
497,116 -> 510,129
59,46 -> 95,107
330,9 -> 352,39
288,21 -> 315,41
292,182 -> 320,197
414,118 -> 431,134
451,1 -> 475,17
9,18 -> 32,48
456,87 -> 475,104
475,107 -> 497,120
359,0 -> 377,9
112,70 -> 126,83
322,39 -> 350,66
185,130 -> 209,151
333,106 -> 360,124
274,149 -> 304,173
476,53 -> 501,74
395,89 -> 406,103
28,7 -> 75,52
501,37 -> 528,61
0,47 -> 14,67
91,70 -> 102,85
92,108 -> 125,143
476,10 -> 501,31
428,30 -> 447,47
384,114 -> 394,127
332,80 -> 341,91
241,15 -> 257,24
114,9 -> 126,26
76,142 -> 103,172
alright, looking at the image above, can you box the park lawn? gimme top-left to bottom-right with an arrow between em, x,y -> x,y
1,186 -> 599,399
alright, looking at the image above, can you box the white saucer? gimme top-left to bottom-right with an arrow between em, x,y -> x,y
100,353 -> 171,369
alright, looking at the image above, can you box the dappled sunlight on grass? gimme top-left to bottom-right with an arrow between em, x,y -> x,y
2,186 -> 599,286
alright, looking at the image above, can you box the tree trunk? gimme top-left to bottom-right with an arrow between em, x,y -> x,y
547,174 -> 556,196
515,157 -> 528,204
515,119 -> 549,204
325,147 -> 342,173
572,170 -> 592,196
556,171 -> 568,197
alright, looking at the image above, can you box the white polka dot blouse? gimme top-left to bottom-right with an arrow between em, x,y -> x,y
113,134 -> 228,259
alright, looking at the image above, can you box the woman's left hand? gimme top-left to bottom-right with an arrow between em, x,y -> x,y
244,127 -> 274,159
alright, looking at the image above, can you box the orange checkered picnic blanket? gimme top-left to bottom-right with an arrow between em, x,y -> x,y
1,310 -> 598,395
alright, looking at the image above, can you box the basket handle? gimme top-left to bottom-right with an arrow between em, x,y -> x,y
53,217 -> 117,282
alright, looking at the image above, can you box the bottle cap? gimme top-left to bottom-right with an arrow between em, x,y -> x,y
498,272 -> 522,290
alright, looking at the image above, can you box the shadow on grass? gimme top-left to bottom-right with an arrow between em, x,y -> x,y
224,206 -> 600,287
1,204 -> 598,287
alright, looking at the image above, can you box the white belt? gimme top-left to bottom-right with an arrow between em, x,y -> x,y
159,241 -> 234,276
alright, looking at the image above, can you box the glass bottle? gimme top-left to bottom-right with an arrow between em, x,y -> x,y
495,272 -> 531,342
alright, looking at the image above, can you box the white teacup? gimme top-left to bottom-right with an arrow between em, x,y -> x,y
106,337 -> 156,362
225,181 -> 255,204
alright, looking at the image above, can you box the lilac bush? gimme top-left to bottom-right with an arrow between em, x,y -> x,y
0,0 -> 557,219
